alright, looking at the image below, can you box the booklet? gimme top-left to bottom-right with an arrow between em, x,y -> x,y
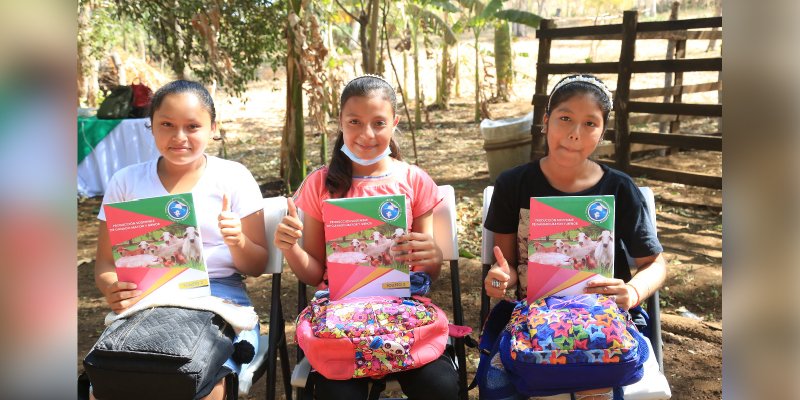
322,194 -> 410,300
527,195 -> 615,302
103,193 -> 210,308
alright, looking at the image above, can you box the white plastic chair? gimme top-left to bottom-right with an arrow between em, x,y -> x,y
290,185 -> 468,400
478,186 -> 671,399
237,196 -> 293,399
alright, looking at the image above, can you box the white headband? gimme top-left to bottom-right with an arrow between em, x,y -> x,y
340,74 -> 396,105
546,75 -> 613,112
343,74 -> 393,88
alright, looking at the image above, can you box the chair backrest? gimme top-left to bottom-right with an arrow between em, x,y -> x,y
433,185 -> 459,261
480,186 -> 496,266
262,196 -> 288,275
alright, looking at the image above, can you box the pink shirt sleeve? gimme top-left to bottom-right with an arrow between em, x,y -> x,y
293,167 -> 328,222
407,165 -> 440,219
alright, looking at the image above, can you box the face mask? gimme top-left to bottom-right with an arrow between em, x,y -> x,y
341,143 -> 392,166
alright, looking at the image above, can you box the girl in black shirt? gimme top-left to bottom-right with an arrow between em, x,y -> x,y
483,74 -> 667,400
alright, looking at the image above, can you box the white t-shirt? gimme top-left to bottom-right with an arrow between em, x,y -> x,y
98,155 -> 264,278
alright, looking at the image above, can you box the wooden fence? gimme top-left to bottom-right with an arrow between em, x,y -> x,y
531,10 -> 722,189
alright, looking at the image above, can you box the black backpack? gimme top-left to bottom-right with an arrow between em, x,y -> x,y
97,85 -> 134,119
82,307 -> 235,399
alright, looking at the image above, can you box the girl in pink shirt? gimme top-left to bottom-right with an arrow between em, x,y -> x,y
274,75 -> 459,400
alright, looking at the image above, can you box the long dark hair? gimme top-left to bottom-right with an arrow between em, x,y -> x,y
326,75 -> 402,198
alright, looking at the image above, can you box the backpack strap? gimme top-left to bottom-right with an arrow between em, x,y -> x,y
224,372 -> 238,400
480,300 -> 517,350
77,371 -> 91,400
469,300 -> 518,391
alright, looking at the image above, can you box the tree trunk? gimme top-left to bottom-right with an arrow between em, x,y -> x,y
412,18 -> 421,128
77,0 -> 92,106
454,42 -> 460,97
368,0 -> 380,73
138,34 -> 146,61
438,41 -> 450,109
474,32 -> 480,122
89,60 -> 100,107
435,12 -> 451,109
403,47 -> 409,103
283,1 -> 306,191
112,52 -> 126,85
171,5 -> 187,79
494,21 -> 512,101
359,11 -> 370,74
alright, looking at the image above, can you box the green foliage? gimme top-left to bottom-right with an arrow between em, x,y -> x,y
80,1 -> 142,58
426,0 -> 460,14
114,0 -> 286,96
494,9 -> 542,28
473,0 -> 503,28
408,3 -> 457,45
458,247 -> 476,259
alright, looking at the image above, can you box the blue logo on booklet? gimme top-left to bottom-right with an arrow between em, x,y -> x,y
379,199 -> 401,222
166,198 -> 190,221
587,200 -> 610,223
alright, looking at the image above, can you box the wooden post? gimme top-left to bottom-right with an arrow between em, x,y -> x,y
531,19 -> 555,161
669,38 -> 687,137
660,1 -> 680,134
615,10 -> 638,172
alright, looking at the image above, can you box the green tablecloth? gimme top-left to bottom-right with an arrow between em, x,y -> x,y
78,116 -> 123,164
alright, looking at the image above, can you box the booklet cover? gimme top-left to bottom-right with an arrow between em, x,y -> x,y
527,195 -> 615,302
322,194 -> 410,300
103,193 -> 210,308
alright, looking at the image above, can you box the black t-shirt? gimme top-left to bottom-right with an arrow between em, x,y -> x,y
485,159 -> 663,296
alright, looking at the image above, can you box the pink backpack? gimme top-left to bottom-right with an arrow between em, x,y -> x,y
296,296 -> 449,380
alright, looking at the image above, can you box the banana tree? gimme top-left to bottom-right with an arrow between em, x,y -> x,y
407,1 -> 459,122
463,0 -> 542,119
334,0 -> 383,73
493,8 -> 543,99
284,0 -> 306,191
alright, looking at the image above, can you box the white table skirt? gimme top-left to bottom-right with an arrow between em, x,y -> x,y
77,118 -> 160,197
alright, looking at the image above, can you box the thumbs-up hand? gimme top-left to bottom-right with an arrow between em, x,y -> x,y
485,246 -> 512,299
274,197 -> 304,250
219,193 -> 245,248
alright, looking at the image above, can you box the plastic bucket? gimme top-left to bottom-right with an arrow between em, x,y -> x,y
480,112 -> 533,182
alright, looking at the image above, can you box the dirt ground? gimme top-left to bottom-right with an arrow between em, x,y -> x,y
77,31 -> 722,400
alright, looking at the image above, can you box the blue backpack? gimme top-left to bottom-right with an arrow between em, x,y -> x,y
475,294 -> 649,399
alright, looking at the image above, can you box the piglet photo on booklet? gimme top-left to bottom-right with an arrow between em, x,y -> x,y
527,195 -> 615,302
322,194 -> 410,300
103,193 -> 210,308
